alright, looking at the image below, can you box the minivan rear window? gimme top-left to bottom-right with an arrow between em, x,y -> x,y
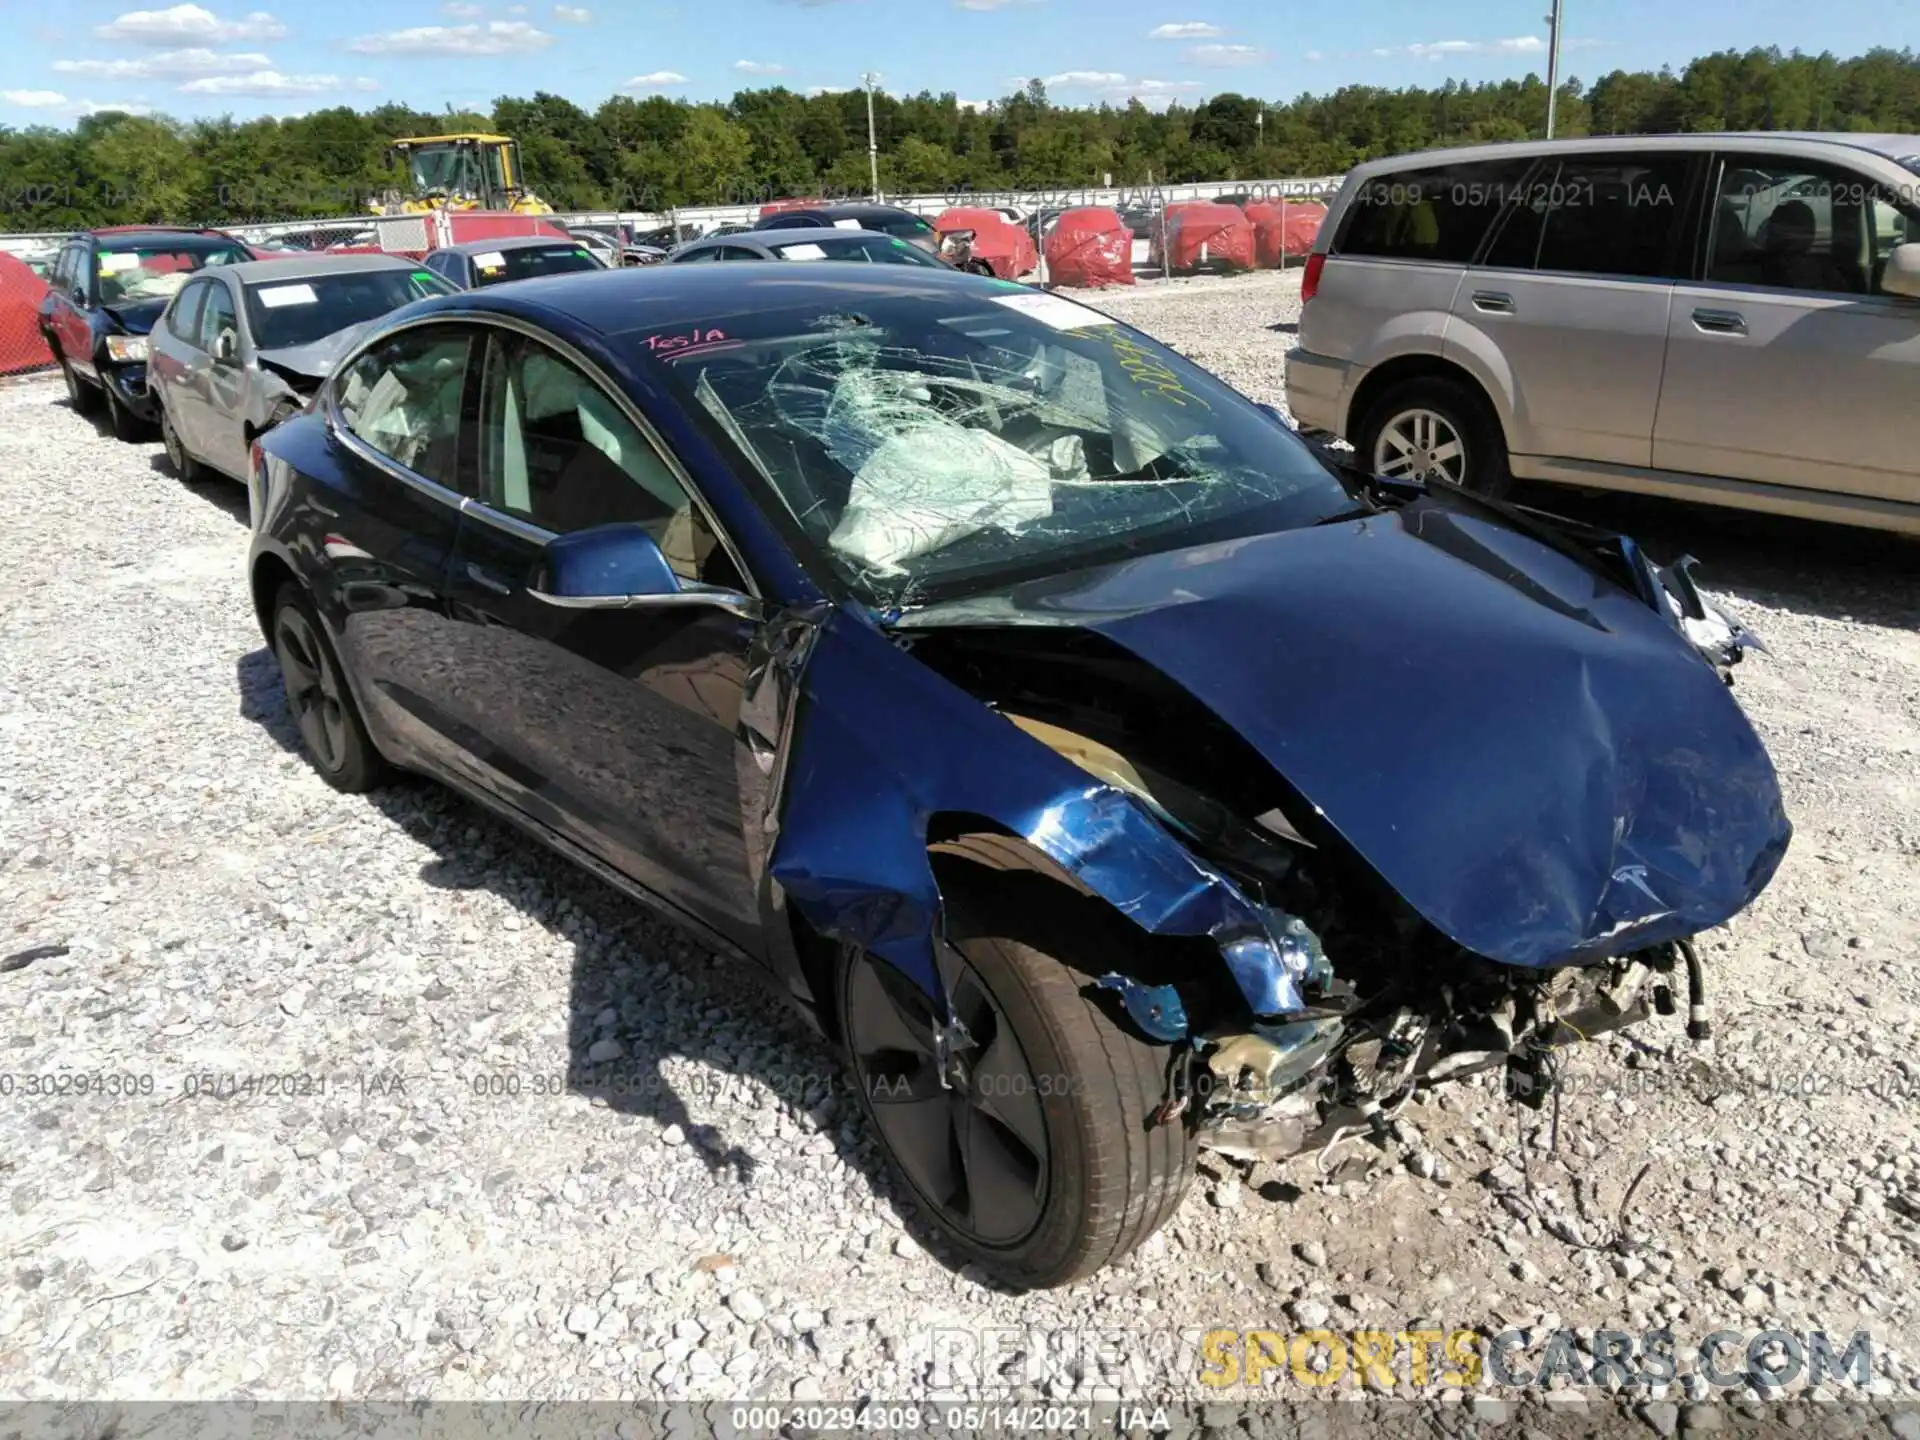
1335,158 -> 1533,264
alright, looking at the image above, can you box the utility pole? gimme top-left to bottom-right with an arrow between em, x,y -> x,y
1542,0 -> 1564,138
862,72 -> 881,200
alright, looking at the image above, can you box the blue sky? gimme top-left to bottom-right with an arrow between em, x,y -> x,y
0,0 -> 1895,125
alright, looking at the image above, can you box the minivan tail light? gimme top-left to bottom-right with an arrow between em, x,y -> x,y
1301,251 -> 1326,304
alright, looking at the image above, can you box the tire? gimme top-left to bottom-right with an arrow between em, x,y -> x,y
57,350 -> 102,416
159,403 -> 202,482
102,380 -> 149,442
269,582 -> 387,793
1354,374 -> 1510,498
839,867 -> 1196,1289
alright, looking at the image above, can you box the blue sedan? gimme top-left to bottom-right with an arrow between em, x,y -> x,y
247,261 -> 1789,1288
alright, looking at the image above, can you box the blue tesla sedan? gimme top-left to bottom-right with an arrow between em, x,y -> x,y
247,261 -> 1789,1288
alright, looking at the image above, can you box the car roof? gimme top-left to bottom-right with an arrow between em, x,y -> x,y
414,262 -> 1011,339
85,229 -> 247,248
697,227 -> 895,248
437,235 -> 589,255
1347,131 -> 1920,178
212,254 -> 422,284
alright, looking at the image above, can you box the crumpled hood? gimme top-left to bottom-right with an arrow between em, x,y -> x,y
258,320 -> 372,383
102,299 -> 166,335
915,499 -> 1791,968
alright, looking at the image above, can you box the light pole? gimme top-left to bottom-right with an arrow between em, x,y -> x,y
1542,0 -> 1564,138
861,71 -> 881,200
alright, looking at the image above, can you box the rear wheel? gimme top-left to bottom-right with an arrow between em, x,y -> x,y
269,583 -> 387,793
839,871 -> 1195,1289
1355,375 -> 1510,498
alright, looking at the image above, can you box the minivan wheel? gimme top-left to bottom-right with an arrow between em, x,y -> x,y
1356,376 -> 1510,498
839,873 -> 1195,1290
269,583 -> 387,793
102,382 -> 149,443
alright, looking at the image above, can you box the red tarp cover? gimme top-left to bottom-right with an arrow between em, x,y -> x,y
0,252 -> 54,376
1244,200 -> 1328,267
933,207 -> 1038,281
1043,206 -> 1134,288
1155,201 -> 1254,273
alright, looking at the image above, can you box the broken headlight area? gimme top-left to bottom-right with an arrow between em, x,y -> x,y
1172,938 -> 1704,1165
1653,554 -> 1766,680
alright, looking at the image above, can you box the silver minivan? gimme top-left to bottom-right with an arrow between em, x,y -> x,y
1287,133 -> 1920,535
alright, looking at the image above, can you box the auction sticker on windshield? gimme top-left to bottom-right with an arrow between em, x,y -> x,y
257,283 -> 319,308
473,251 -> 505,270
99,253 -> 141,272
833,218 -> 863,230
779,243 -> 828,260
990,292 -> 1110,331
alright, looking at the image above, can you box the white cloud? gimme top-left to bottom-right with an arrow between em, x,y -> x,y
347,20 -> 553,55
733,59 -> 787,74
955,97 -> 989,110
1303,49 -> 1324,61
1148,21 -> 1221,39
1187,42 -> 1264,66
1042,69 -> 1127,87
805,84 -> 849,95
553,3 -> 590,18
621,70 -> 687,88
1370,35 -> 1548,60
2,88 -> 70,106
442,1 -> 483,14
1011,71 -> 1201,109
179,69 -> 377,95
53,48 -> 272,79
78,98 -> 156,114
94,5 -> 286,45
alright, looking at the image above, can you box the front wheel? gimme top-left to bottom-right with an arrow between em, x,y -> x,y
269,583 -> 387,793
160,403 -> 201,482
1354,375 -> 1510,497
102,380 -> 149,442
840,871 -> 1195,1289
57,351 -> 102,416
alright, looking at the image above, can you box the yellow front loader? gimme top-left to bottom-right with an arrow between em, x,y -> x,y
375,134 -> 555,215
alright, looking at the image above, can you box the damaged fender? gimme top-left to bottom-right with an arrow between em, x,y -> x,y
765,605 -> 1308,1026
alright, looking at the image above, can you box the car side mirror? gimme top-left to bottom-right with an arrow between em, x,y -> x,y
71,286 -> 87,306
528,522 -> 758,619
214,329 -> 238,364
1882,241 -> 1920,300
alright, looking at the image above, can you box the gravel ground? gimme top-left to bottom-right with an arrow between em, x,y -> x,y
2,270 -> 1918,1416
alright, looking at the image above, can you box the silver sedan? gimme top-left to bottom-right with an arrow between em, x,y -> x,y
148,254 -> 454,483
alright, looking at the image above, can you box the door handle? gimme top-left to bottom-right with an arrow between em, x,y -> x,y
464,561 -> 513,596
1692,308 -> 1747,336
1471,290 -> 1515,314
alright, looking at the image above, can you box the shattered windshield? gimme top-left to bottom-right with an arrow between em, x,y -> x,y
96,244 -> 251,304
649,285 -> 1350,604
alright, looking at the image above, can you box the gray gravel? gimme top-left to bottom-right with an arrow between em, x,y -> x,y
2,274 -> 1918,1409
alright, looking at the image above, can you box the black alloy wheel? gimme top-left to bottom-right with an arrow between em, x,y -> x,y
843,942 -> 1049,1247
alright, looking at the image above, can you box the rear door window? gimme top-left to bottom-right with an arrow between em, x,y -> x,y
1483,153 -> 1697,279
1334,158 -> 1534,263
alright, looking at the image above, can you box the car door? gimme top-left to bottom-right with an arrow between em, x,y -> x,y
1652,153 -> 1920,504
1454,150 -> 1702,468
439,326 -> 766,950
321,322 -> 486,777
186,279 -> 250,477
150,277 -> 211,449
53,243 -> 95,375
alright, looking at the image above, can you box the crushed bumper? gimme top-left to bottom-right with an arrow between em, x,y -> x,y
102,362 -> 160,421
